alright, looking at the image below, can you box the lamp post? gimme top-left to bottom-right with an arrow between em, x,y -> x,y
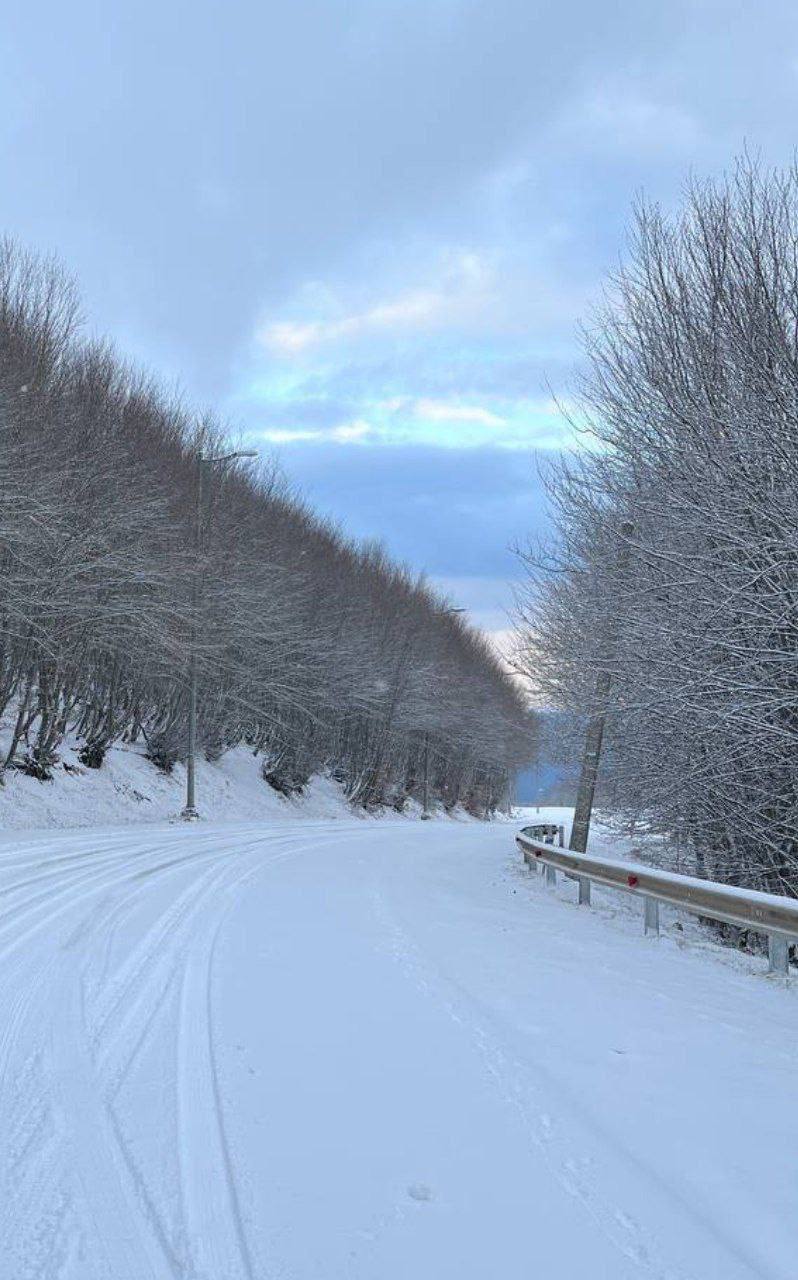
421,606 -> 467,820
181,449 -> 257,820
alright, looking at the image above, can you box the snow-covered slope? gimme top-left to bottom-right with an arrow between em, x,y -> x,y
0,734 -> 430,831
1,815 -> 794,1278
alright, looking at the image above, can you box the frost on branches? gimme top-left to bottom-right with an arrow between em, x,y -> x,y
0,240 -> 532,817
516,159 -> 798,895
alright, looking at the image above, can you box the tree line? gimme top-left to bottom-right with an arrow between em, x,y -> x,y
516,159 -> 798,894
0,239 -> 532,815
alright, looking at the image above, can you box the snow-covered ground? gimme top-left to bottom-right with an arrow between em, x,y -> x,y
1,809 -> 795,1278
0,734 -> 437,831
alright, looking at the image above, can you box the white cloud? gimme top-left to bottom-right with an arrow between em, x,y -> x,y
331,419 -> 372,441
414,398 -> 505,427
378,396 -> 506,428
260,290 -> 442,354
262,323 -> 324,356
258,419 -> 373,445
257,250 -> 497,356
375,393 -> 578,448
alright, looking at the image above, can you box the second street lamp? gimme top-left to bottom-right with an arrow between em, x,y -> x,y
181,449 -> 257,820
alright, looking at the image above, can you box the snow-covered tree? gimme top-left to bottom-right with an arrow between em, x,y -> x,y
516,158 -> 798,892
0,238 -> 533,812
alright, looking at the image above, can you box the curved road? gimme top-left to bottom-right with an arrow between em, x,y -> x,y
0,819 -> 793,1278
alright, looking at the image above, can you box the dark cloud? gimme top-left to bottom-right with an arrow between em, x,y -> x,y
272,441 -> 551,580
3,1 -> 798,632
0,0 -> 770,394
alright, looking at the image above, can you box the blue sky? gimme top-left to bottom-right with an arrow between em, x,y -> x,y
3,0 -> 798,642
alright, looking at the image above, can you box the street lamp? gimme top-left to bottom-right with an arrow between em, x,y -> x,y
181,449 -> 257,820
421,605 -> 467,820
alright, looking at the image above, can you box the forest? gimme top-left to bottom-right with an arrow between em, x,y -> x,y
516,160 -> 798,896
0,239 -> 531,816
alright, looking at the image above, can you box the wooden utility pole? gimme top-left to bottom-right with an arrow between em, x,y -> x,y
569,670 -> 612,852
569,521 -> 633,853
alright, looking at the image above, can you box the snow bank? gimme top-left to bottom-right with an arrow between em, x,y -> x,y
0,737 -> 337,829
0,729 -> 494,832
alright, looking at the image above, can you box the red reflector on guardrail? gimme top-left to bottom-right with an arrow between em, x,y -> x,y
627,874 -> 639,887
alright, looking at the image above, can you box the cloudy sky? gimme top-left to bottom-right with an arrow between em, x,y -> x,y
2,1 -> 798,642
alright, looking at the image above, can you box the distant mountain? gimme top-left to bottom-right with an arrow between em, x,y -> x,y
515,763 -> 577,806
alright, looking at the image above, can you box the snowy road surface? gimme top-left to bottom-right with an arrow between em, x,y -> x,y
0,817 -> 795,1279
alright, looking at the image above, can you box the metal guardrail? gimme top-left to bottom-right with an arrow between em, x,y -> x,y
516,826 -> 798,976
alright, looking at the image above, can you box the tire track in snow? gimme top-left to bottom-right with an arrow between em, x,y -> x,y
176,883 -> 259,1279
48,846 -> 269,1278
0,837 -> 235,1278
0,822 -> 368,1277
174,830 -> 362,1280
49,967 -> 178,1280
0,835 -> 215,964
61,835 -> 297,1277
0,832 -> 247,1277
91,832 -> 315,1089
0,854 -> 196,1277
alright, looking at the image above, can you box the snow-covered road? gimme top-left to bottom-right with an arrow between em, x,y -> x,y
0,818 -> 794,1279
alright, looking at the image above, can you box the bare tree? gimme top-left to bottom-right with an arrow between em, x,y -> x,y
516,157 -> 798,893
0,238 -> 531,815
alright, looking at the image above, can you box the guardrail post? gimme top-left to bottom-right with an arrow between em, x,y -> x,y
644,897 -> 660,936
545,864 -> 557,887
578,877 -> 591,906
768,934 -> 789,977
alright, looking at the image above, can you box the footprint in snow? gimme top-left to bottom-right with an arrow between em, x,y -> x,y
407,1183 -> 433,1202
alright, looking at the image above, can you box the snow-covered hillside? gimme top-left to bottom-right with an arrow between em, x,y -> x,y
1,813 -> 794,1278
0,734 -> 434,831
